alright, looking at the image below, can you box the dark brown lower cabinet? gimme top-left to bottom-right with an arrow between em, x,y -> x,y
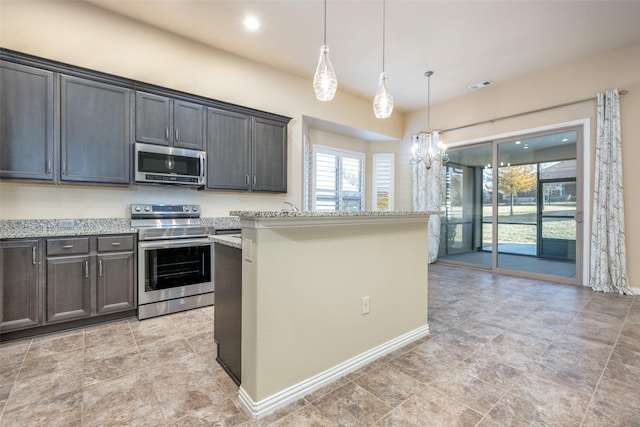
46,254 -> 92,323
214,243 -> 242,385
1,239 -> 41,332
1,234 -> 136,340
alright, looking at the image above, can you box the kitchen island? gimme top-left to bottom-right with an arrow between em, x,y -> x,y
229,210 -> 436,419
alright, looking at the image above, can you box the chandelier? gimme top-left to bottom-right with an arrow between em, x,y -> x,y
410,71 -> 448,169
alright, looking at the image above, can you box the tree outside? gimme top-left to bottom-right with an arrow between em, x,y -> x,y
498,164 -> 537,215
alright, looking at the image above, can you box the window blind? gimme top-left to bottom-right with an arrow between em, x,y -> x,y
312,146 -> 364,212
372,153 -> 394,211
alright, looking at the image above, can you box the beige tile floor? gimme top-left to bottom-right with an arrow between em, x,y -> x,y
1,264 -> 639,426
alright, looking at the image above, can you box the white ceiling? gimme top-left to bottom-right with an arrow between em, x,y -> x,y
84,0 -> 640,113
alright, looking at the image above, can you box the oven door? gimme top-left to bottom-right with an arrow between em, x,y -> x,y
138,237 -> 213,305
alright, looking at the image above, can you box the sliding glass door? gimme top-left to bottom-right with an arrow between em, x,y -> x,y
439,144 -> 492,268
438,127 -> 581,283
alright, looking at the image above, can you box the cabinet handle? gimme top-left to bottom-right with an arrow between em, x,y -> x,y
165,127 -> 169,141
252,175 -> 257,185
175,129 -> 179,142
47,157 -> 52,174
62,160 -> 66,175
99,259 -> 103,277
111,242 -> 121,246
32,246 -> 37,265
85,261 -> 89,278
245,175 -> 250,185
62,244 -> 74,249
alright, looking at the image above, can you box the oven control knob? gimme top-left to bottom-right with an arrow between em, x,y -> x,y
191,206 -> 199,212
183,206 -> 190,212
144,206 -> 151,212
134,206 -> 141,212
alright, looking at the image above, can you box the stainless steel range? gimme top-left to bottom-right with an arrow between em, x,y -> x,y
131,204 -> 214,320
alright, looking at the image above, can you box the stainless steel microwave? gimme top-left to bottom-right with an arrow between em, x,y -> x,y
134,142 -> 206,186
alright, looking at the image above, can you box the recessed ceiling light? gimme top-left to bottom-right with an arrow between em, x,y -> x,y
562,138 -> 569,142
515,140 -> 521,145
244,16 -> 260,31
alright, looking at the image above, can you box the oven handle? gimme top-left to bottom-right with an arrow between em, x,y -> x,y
139,238 -> 212,250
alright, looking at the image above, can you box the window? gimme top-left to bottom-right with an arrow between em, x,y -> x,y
312,145 -> 365,212
372,153 -> 394,211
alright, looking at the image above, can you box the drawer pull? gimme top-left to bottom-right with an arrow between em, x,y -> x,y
111,242 -> 121,246
62,245 -> 74,249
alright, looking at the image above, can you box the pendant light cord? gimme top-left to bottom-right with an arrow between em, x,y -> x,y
425,71 -> 433,131
427,72 -> 430,130
323,0 -> 327,46
382,0 -> 386,72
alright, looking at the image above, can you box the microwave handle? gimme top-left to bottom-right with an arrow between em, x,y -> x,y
200,156 -> 205,176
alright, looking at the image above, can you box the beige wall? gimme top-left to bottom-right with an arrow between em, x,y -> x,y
1,1 -> 638,286
241,219 -> 428,402
0,0 -> 403,219
400,42 -> 640,287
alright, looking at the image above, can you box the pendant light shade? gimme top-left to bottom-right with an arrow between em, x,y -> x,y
313,45 -> 337,101
373,0 -> 393,118
373,71 -> 394,118
410,71 -> 448,168
313,0 -> 337,101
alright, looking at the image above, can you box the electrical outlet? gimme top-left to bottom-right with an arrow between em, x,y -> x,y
361,296 -> 370,315
58,219 -> 75,228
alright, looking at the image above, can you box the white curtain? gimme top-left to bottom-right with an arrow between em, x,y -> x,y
412,131 -> 442,264
589,89 -> 631,294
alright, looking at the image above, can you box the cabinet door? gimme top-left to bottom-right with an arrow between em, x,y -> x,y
61,75 -> 131,184
1,240 -> 40,332
96,252 -> 135,314
135,92 -> 171,146
46,256 -> 91,323
0,61 -> 55,181
252,117 -> 287,192
174,100 -> 205,150
206,108 -> 251,190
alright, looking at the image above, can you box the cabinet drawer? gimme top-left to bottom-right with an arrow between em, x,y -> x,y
98,235 -> 135,252
46,238 -> 89,256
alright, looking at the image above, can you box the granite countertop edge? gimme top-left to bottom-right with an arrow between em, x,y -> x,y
0,216 -> 241,240
230,210 -> 441,219
209,234 -> 242,250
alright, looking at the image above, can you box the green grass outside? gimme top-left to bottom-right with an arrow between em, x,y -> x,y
445,202 -> 577,245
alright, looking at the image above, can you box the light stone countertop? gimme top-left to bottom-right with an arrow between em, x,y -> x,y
230,210 -> 439,218
0,216 -> 241,240
209,234 -> 242,250
231,210 -> 440,229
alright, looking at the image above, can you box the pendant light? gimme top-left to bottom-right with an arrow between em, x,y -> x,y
313,0 -> 337,101
373,0 -> 393,118
410,71 -> 448,168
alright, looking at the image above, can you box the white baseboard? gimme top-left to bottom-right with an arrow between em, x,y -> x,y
238,323 -> 430,420
630,287 -> 640,295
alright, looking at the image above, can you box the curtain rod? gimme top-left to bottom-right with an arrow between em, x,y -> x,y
441,89 -> 629,134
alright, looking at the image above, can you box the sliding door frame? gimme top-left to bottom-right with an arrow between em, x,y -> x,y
442,119 -> 590,286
